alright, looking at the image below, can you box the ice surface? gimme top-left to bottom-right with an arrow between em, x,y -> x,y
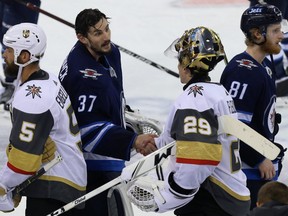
1,0 -> 287,215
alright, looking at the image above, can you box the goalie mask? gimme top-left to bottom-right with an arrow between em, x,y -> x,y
3,22 -> 47,67
165,26 -> 225,74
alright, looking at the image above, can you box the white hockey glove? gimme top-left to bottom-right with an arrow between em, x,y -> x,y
126,156 -> 198,213
0,183 -> 21,213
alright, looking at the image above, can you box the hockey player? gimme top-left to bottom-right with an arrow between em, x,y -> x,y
0,0 -> 41,108
0,23 -> 87,215
125,26 -> 251,216
220,4 -> 286,209
58,8 -> 157,216
249,0 -> 288,96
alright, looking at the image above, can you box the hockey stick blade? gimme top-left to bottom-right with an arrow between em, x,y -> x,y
46,142 -> 175,216
218,115 -> 280,160
11,155 -> 62,196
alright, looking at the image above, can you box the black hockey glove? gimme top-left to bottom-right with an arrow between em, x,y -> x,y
273,113 -> 281,136
125,104 -> 134,112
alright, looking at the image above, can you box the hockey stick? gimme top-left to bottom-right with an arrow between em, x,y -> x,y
12,0 -> 74,28
218,115 -> 280,160
47,115 -> 280,216
11,0 -> 179,78
10,155 -> 62,196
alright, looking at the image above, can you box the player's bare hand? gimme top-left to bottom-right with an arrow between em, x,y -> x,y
134,134 -> 157,156
258,158 -> 276,180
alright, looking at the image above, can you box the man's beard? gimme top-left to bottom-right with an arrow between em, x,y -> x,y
262,40 -> 281,55
4,62 -> 19,79
90,41 -> 112,56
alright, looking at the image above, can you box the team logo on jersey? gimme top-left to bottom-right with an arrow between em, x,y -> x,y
25,84 -> 42,99
236,59 -> 257,70
188,84 -> 204,97
267,98 -> 277,133
22,30 -> 30,38
80,69 -> 102,79
109,67 -> 117,78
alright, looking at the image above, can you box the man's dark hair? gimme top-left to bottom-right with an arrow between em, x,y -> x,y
75,8 -> 110,36
257,181 -> 288,205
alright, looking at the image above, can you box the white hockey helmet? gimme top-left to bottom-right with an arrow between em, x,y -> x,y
3,22 -> 46,67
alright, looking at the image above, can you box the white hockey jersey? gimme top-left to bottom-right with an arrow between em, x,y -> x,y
0,70 -> 86,205
156,81 -> 250,215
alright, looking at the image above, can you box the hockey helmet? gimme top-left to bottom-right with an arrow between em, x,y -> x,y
165,26 -> 225,73
3,22 -> 46,67
240,4 -> 282,36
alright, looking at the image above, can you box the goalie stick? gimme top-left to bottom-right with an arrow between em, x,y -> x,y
217,115 -> 280,160
47,115 -> 280,216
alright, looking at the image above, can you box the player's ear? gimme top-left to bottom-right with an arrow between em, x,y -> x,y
77,33 -> 88,44
254,28 -> 264,39
19,50 -> 31,63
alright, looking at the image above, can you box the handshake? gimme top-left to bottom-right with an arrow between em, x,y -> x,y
133,134 -> 158,156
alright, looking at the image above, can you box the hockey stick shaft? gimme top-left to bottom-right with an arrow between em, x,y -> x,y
12,0 -> 179,78
116,46 -> 179,78
11,155 -> 62,196
12,0 -> 74,28
46,177 -> 122,216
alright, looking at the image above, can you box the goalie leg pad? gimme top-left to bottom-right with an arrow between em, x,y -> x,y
107,183 -> 134,216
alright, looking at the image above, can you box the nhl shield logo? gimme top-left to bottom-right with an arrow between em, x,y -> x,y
22,30 -> 30,38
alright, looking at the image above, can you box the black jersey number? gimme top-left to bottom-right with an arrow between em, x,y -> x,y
231,139 -> 241,172
67,104 -> 80,135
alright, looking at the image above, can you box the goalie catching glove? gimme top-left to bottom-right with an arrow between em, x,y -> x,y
125,156 -> 199,212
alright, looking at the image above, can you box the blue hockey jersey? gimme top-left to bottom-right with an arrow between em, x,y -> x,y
220,51 -> 280,180
59,41 -> 137,172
